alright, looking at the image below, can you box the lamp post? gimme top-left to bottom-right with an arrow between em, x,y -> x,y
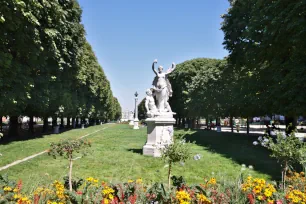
133,91 -> 139,129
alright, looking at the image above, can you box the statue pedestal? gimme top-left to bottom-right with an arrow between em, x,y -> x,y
129,120 -> 134,125
133,118 -> 139,129
143,114 -> 175,157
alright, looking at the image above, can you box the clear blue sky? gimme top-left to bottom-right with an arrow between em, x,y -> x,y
78,0 -> 229,112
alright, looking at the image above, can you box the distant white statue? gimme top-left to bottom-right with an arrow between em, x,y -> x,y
145,89 -> 158,117
151,59 -> 176,112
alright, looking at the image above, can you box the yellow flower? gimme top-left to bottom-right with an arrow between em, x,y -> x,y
264,189 -> 272,197
19,196 -> 31,203
128,179 -> 134,183
3,186 -> 12,191
267,199 -> 274,204
253,185 -> 262,194
47,201 -> 59,204
136,178 -> 142,184
14,194 -> 22,199
242,187 -> 248,192
257,195 -> 263,200
208,178 -> 216,185
176,190 -> 191,204
102,186 -> 115,201
53,180 -> 66,200
197,194 -> 211,203
86,177 -> 94,182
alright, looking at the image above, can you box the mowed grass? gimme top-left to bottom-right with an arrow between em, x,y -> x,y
0,125 -> 112,166
0,124 -> 281,192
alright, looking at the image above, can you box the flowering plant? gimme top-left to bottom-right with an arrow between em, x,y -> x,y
254,131 -> 306,190
48,139 -> 91,191
160,134 -> 192,189
2,173 -> 306,203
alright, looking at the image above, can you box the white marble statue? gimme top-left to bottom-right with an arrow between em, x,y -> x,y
152,59 -> 176,113
145,89 -> 158,117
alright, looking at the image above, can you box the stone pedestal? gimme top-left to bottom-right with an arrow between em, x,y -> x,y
143,114 -> 175,157
133,119 -> 139,129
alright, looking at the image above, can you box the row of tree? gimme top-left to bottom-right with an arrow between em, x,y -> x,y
164,0 -> 306,129
0,0 -> 121,137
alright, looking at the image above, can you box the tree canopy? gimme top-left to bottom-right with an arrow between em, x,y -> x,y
221,0 -> 306,117
0,0 -> 121,136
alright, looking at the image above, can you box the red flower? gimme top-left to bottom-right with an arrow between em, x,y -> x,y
17,180 -> 22,190
34,194 -> 39,204
128,194 -> 137,204
247,193 -> 255,204
77,191 -> 82,195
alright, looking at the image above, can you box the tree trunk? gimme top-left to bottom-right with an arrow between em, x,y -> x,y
66,117 -> 71,128
28,115 -> 34,134
285,116 -> 297,135
76,117 -> 79,127
60,116 -> 64,129
69,156 -> 73,192
191,118 -> 196,129
8,116 -> 19,137
81,117 -> 86,125
52,116 -> 57,128
168,162 -> 172,190
43,117 -> 49,133
0,115 -> 3,132
71,117 -> 75,128
196,118 -> 199,129
247,117 -> 250,135
230,116 -> 233,133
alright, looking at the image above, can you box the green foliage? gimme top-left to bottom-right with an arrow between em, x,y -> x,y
160,135 -> 192,189
267,134 -> 305,169
161,137 -> 192,165
0,0 -> 120,135
221,0 -> 306,116
257,130 -> 306,189
146,183 -> 171,203
169,58 -> 227,119
63,176 -> 84,191
48,138 -> 92,191
137,98 -> 146,120
171,175 -> 186,190
48,139 -> 91,159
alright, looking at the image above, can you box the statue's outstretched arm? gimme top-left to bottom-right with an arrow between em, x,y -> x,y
152,59 -> 158,75
166,62 -> 176,74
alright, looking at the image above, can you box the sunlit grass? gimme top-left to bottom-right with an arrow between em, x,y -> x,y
0,124 -> 280,192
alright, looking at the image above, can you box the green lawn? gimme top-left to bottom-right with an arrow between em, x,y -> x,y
0,124 -> 281,193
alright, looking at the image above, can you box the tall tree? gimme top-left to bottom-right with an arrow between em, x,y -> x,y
222,0 -> 306,122
169,58 -> 227,120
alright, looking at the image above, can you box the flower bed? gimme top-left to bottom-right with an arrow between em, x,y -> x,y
1,173 -> 306,203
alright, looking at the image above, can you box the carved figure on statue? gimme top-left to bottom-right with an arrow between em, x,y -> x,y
151,59 -> 176,113
145,89 -> 158,118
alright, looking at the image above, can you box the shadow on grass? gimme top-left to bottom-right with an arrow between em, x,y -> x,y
128,148 -> 143,155
0,126 -> 82,145
182,129 -> 282,180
